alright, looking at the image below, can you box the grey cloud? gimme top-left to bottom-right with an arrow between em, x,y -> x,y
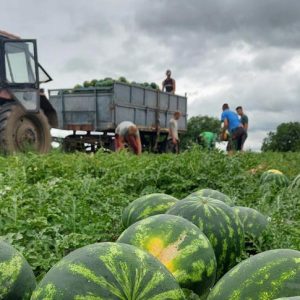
247,110 -> 299,132
134,0 -> 300,48
62,57 -> 97,72
59,20 -> 115,43
252,48 -> 295,71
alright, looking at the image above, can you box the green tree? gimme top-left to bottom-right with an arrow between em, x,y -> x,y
180,115 -> 220,149
261,122 -> 300,152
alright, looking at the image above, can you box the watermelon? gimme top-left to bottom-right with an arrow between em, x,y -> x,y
273,297 -> 300,300
207,249 -> 300,300
289,174 -> 300,190
233,206 -> 268,238
186,188 -> 234,206
0,241 -> 36,299
167,197 -> 244,278
117,214 -> 217,298
122,193 -> 179,228
260,169 -> 289,187
31,242 -> 185,300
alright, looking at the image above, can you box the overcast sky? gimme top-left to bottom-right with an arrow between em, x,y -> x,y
2,0 -> 300,150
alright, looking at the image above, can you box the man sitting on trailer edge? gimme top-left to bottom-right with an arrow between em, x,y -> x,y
115,121 -> 142,155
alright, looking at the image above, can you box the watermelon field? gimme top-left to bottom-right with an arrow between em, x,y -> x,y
0,148 -> 299,299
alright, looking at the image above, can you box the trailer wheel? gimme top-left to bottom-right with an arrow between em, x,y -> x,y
0,103 -> 51,154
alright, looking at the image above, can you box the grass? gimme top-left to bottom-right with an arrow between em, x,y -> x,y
0,148 -> 299,280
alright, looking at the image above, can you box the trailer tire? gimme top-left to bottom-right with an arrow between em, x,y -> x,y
0,103 -> 51,154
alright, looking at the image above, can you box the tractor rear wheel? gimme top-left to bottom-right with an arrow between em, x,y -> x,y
0,103 -> 51,154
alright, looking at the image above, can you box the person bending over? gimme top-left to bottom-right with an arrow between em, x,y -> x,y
115,121 -> 142,155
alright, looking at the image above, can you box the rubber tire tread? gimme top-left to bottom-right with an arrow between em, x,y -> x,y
0,102 -> 51,154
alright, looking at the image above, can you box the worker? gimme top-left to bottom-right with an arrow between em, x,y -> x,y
166,111 -> 181,154
115,121 -> 142,155
162,70 -> 176,94
198,131 -> 217,150
236,106 -> 248,150
220,103 -> 246,154
236,106 -> 248,131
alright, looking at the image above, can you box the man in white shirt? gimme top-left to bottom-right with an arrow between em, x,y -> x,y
115,121 -> 142,155
166,111 -> 181,153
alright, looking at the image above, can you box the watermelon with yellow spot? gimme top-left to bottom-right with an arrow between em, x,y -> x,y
167,197 -> 244,278
117,214 -> 217,298
0,240 -> 36,299
186,188 -> 234,206
260,169 -> 289,187
233,206 -> 268,238
31,242 -> 185,300
207,249 -> 300,300
122,193 -> 179,228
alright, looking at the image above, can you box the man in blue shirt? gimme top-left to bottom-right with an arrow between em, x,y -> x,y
220,103 -> 247,153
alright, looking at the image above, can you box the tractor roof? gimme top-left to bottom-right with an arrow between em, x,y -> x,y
0,30 -> 20,40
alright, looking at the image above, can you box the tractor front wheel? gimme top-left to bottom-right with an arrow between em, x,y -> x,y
0,103 -> 51,154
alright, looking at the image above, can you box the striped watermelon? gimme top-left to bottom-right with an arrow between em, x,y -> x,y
0,241 -> 36,299
117,214 -> 217,298
186,188 -> 234,206
167,197 -> 244,278
289,174 -> 300,190
260,169 -> 289,187
233,206 -> 268,238
31,242 -> 185,300
273,297 -> 300,300
207,249 -> 300,300
122,193 -> 178,228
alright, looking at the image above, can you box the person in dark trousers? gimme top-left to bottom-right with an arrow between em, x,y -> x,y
236,106 -> 248,150
220,103 -> 246,154
236,106 -> 248,131
162,70 -> 176,94
115,121 -> 142,155
166,111 -> 181,154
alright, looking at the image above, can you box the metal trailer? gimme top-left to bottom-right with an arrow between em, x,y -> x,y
48,82 -> 187,152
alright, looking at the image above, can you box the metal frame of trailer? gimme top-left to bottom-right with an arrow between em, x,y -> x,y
49,82 -> 187,152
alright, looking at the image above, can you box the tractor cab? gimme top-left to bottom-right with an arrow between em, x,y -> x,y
0,30 -> 57,154
0,31 -> 52,110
